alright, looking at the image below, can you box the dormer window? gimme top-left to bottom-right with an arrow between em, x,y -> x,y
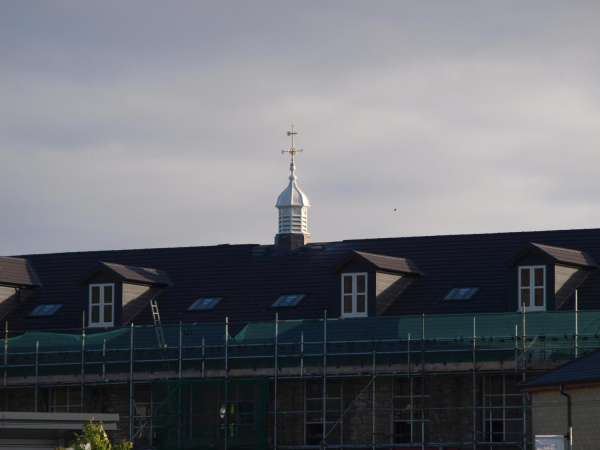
518,266 -> 545,311
342,273 -> 367,317
89,284 -> 114,327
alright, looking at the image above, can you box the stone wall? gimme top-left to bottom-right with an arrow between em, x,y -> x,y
531,386 -> 600,450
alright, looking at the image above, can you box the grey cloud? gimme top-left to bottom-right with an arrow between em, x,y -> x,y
1,1 -> 600,254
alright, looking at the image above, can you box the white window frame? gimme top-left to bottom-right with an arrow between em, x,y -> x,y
518,266 -> 546,312
391,377 -> 429,444
89,283 -> 115,328
341,273 -> 368,318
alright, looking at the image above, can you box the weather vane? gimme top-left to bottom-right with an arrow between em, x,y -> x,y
281,124 -> 303,165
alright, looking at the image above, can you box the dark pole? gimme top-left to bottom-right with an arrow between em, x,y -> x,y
559,385 -> 572,450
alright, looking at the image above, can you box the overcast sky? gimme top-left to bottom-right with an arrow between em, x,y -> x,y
1,1 -> 600,255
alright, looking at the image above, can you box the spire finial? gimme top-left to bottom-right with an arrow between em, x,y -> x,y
281,125 -> 303,166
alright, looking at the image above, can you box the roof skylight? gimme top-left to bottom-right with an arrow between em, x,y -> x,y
271,294 -> 308,308
444,287 -> 481,301
187,297 -> 224,311
29,303 -> 65,317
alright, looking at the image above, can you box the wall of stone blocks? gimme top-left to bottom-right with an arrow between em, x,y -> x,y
532,386 -> 600,450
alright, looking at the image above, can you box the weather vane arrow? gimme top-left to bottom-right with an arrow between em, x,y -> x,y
281,124 -> 303,165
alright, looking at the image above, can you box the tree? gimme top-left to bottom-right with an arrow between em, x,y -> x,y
55,420 -> 133,450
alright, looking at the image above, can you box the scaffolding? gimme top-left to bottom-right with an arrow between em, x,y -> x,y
0,309 -> 599,449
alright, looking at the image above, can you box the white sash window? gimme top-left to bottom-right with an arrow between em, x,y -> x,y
89,284 -> 114,327
518,266 -> 545,312
341,273 -> 368,317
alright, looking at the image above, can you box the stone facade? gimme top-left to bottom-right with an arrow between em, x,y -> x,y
531,385 -> 600,450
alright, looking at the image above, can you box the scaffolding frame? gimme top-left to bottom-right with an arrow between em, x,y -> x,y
0,308 -> 597,449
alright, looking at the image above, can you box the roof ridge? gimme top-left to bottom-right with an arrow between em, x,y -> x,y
101,261 -> 164,272
532,242 -> 587,254
355,250 -> 410,261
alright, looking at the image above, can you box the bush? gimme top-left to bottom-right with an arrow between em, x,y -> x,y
55,420 -> 133,450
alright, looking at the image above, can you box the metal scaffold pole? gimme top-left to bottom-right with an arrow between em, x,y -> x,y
421,315 -> 425,450
3,322 -> 7,410
575,290 -> 579,359
224,317 -> 229,450
178,322 -> 182,449
323,310 -> 327,447
274,313 -> 279,450
202,335 -> 205,378
472,317 -> 476,450
522,307 -> 527,450
34,341 -> 39,412
129,323 -> 134,442
81,312 -> 86,412
372,350 -> 376,450
300,331 -> 304,379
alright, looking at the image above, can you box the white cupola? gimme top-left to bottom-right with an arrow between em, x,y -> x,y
275,126 -> 311,251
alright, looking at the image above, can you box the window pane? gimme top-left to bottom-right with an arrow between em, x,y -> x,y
343,296 -> 352,314
104,285 -> 113,304
444,288 -> 459,300
520,289 -> 530,307
91,286 -> 100,304
534,288 -> 544,307
534,268 -> 544,287
104,304 -> 113,323
356,275 -> 366,293
520,268 -> 530,287
91,305 -> 100,323
356,295 -> 366,313
343,276 -> 353,294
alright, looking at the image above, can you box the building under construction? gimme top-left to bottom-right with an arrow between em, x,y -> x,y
1,132 -> 600,448
0,310 -> 597,449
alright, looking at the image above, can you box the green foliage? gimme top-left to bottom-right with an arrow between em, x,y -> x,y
55,420 -> 133,450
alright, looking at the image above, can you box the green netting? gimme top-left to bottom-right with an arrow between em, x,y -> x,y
151,378 -> 269,450
1,311 -> 599,378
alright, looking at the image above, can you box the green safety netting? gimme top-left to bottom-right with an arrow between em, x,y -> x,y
150,378 -> 269,450
1,311 -> 599,378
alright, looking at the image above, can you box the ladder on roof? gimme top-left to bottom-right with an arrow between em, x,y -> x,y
150,299 -> 167,350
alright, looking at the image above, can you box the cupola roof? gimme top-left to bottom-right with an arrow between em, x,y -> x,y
276,162 -> 310,208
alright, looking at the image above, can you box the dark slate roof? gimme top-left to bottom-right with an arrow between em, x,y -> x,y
5,228 -> 600,334
520,350 -> 600,389
506,242 -> 598,268
0,257 -> 41,287
329,251 -> 422,276
86,262 -> 170,286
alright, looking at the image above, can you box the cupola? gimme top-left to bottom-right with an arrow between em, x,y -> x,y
275,126 -> 311,252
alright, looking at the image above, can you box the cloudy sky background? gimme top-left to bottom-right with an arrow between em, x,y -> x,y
1,1 -> 600,255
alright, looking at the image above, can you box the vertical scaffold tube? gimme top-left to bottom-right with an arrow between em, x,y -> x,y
522,307 -> 527,450
102,339 -> 106,384
202,335 -> 205,378
178,322 -> 182,449
129,323 -> 134,442
421,315 -> 425,450
407,333 -> 410,376
575,291 -> 579,359
300,331 -> 304,379
372,350 -> 376,450
322,310 -> 327,446
35,341 -> 39,412
472,317 -> 476,450
3,322 -> 7,410
224,317 -> 229,450
81,314 -> 85,412
274,313 -> 279,450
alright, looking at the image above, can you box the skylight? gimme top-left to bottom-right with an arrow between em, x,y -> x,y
444,287 -> 481,301
29,303 -> 65,317
272,294 -> 308,308
187,297 -> 224,311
